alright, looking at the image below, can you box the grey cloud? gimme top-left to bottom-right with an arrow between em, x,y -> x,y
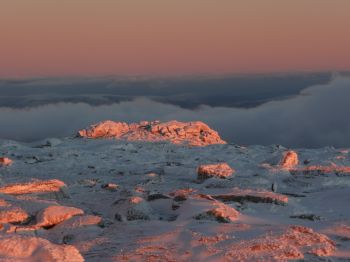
0,75 -> 349,148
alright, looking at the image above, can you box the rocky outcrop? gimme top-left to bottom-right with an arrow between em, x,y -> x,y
0,157 -> 12,167
197,163 -> 234,180
0,179 -> 66,195
280,150 -> 299,169
78,120 -> 226,146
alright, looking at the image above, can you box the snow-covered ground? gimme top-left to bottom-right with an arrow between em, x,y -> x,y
1,136 -> 350,261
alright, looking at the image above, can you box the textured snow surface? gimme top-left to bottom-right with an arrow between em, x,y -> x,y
1,138 -> 350,261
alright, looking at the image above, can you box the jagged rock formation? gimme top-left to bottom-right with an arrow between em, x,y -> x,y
78,120 -> 226,146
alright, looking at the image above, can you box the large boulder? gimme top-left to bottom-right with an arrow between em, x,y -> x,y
78,120 -> 226,146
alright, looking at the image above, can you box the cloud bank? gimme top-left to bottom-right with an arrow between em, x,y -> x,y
0,75 -> 349,148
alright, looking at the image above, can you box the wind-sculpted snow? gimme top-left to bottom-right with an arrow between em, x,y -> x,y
0,136 -> 350,261
78,120 -> 226,146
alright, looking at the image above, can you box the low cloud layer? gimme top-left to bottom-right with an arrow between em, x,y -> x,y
0,75 -> 349,148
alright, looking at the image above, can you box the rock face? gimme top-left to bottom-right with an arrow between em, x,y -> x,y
0,235 -> 84,261
280,150 -> 299,169
0,157 -> 12,167
197,163 -> 234,179
78,120 -> 226,146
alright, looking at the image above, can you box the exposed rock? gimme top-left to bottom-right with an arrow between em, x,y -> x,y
291,164 -> 350,176
225,226 -> 336,261
0,235 -> 84,261
78,120 -> 226,146
147,192 -> 171,201
0,157 -> 12,167
101,183 -> 119,191
0,179 -> 66,195
209,188 -> 289,205
290,214 -> 322,221
114,197 -> 154,221
170,188 -> 196,202
53,215 -> 102,230
197,163 -> 234,180
0,206 -> 29,224
35,205 -> 84,228
194,203 -> 239,223
280,150 -> 299,169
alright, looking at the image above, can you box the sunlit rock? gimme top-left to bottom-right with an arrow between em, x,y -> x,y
35,205 -> 84,228
0,157 -> 13,167
225,226 -> 336,261
0,206 -> 29,224
0,179 -> 66,195
0,235 -> 84,261
280,150 -> 299,169
195,203 -> 239,223
78,120 -> 226,146
197,163 -> 234,180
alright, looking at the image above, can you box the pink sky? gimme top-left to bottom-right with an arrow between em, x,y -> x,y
1,0 -> 350,77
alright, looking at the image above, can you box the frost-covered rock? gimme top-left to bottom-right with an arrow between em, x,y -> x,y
0,157 -> 12,167
209,188 -> 289,205
78,120 -> 226,146
197,163 -> 234,180
35,206 -> 84,228
0,235 -> 84,261
195,203 -> 239,223
0,206 -> 29,224
0,179 -> 66,195
225,226 -> 336,261
280,150 -> 299,169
